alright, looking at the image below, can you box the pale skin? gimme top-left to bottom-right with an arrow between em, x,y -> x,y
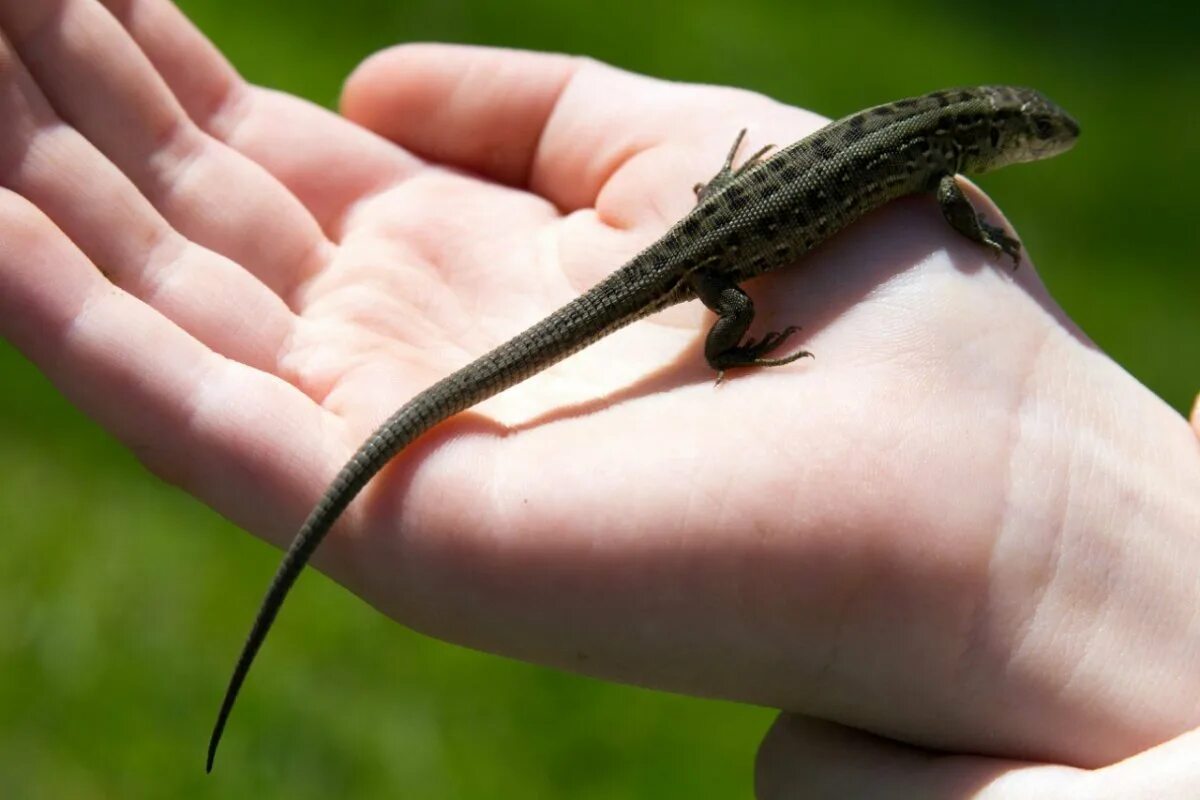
1,1 -> 1199,796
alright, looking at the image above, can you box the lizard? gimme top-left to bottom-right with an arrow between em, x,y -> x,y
206,85 -> 1079,770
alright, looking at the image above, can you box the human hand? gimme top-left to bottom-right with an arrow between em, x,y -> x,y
756,715 -> 1200,799
1,0 -> 1197,778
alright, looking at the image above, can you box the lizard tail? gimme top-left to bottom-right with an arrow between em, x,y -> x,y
206,268 -> 654,771
206,440 -> 393,772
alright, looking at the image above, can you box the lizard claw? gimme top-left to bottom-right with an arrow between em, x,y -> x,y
710,326 -> 812,375
981,222 -> 1022,269
695,129 -> 773,203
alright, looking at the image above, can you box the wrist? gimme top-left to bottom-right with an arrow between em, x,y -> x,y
991,329 -> 1200,765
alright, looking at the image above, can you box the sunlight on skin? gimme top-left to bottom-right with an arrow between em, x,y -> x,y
0,1 -> 1197,794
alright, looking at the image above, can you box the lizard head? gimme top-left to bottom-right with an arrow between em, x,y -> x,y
968,86 -> 1080,172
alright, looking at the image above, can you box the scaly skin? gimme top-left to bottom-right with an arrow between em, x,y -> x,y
207,85 -> 1080,770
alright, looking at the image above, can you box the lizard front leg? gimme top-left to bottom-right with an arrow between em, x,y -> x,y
687,267 -> 811,381
936,174 -> 1022,266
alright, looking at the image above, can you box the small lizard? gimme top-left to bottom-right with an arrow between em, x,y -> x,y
207,85 -> 1079,770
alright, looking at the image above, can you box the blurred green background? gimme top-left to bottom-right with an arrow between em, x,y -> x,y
1,1 -> 1197,797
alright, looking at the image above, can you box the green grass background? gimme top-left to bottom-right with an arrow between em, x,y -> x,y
2,1 -> 1197,797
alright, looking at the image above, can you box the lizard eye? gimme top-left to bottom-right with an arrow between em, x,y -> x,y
1034,116 -> 1055,139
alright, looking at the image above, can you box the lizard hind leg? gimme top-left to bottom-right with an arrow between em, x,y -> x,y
693,129 -> 775,203
686,266 -> 812,382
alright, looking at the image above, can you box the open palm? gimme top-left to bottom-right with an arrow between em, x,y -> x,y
3,1 -> 1199,794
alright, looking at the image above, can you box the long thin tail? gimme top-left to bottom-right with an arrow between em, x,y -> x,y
206,440 -> 399,772
205,268 -> 656,771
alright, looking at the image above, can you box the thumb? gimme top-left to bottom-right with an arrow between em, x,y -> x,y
754,714 -> 1086,800
1094,725 -> 1200,798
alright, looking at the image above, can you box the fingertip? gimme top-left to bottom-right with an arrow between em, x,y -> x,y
1191,393 -> 1200,438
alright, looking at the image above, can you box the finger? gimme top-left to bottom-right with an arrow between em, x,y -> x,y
98,0 -> 422,235
754,715 -> 1088,800
1191,393 -> 1199,438
0,0 -> 331,298
0,26 -> 292,372
341,44 -> 813,211
1095,726 -> 1200,799
342,44 -> 578,190
0,189 -> 346,555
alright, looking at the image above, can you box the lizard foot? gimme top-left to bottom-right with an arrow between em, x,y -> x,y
711,325 -> 812,381
694,129 -> 774,203
980,222 -> 1022,268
